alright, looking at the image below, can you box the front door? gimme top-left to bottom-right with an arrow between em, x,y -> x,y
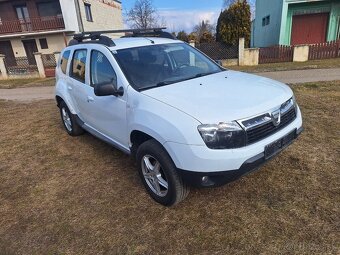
15,5 -> 31,32
291,13 -> 329,45
85,48 -> 128,148
0,41 -> 16,66
22,39 -> 38,65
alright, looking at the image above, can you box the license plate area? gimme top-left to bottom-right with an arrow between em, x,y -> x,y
265,129 -> 296,159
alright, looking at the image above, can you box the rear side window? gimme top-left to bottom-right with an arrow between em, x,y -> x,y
60,50 -> 70,74
71,49 -> 87,83
90,50 -> 117,87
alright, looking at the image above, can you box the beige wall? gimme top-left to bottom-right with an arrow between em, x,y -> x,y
221,59 -> 238,67
8,33 -> 69,57
80,0 -> 123,37
243,48 -> 259,66
293,45 -> 309,62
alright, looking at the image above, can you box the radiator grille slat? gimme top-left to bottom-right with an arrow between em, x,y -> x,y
245,107 -> 297,145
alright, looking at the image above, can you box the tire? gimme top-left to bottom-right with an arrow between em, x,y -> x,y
136,139 -> 189,206
59,101 -> 84,136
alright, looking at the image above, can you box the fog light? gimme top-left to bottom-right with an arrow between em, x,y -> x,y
202,176 -> 209,183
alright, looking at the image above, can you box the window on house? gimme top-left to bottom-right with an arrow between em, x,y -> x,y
39,38 -> 48,49
84,3 -> 93,22
262,15 -> 270,26
37,1 -> 62,17
71,49 -> 87,83
60,50 -> 70,74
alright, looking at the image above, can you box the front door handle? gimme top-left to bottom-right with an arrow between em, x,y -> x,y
87,96 -> 94,103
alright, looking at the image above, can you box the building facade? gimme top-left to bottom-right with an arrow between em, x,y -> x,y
251,0 -> 340,47
0,0 -> 123,67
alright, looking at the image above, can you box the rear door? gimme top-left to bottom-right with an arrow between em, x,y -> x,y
69,48 -> 90,119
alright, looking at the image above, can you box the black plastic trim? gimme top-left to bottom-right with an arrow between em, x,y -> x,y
177,127 -> 304,188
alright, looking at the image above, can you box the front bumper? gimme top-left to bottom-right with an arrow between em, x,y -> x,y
177,127 -> 303,187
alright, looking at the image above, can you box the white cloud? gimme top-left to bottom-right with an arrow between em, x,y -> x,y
159,9 -> 220,33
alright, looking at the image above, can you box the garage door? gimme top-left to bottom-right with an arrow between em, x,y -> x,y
291,13 -> 329,45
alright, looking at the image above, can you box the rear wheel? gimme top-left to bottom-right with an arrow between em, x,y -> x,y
59,101 -> 84,136
136,139 -> 189,206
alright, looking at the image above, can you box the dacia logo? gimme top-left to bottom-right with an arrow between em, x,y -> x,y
271,109 -> 281,126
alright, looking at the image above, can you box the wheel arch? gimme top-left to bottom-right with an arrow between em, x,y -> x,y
130,130 -> 159,158
129,128 -> 182,168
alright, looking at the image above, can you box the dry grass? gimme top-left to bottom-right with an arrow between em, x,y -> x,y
0,81 -> 339,254
0,78 -> 55,89
228,58 -> 340,73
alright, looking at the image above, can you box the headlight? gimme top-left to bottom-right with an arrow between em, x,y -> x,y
198,121 -> 246,149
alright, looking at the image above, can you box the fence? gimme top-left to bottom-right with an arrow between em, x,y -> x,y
4,57 -> 38,76
259,45 -> 294,64
196,42 -> 238,60
308,40 -> 340,60
0,16 -> 65,35
41,54 -> 57,77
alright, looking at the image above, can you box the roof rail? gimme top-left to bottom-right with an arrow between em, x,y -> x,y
68,28 -> 175,47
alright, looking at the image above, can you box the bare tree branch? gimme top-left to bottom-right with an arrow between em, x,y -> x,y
126,0 -> 162,29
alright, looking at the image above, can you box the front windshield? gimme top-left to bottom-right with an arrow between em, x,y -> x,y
113,43 -> 223,90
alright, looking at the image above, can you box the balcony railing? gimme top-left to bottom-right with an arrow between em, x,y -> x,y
0,16 -> 65,35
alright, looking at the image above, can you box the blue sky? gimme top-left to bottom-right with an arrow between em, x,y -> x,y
122,0 -> 226,32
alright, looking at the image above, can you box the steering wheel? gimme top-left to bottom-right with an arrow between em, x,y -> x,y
177,63 -> 190,69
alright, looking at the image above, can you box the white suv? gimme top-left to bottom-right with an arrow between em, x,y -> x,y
55,29 -> 303,206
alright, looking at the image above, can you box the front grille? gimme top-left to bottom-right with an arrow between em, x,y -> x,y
246,107 -> 297,145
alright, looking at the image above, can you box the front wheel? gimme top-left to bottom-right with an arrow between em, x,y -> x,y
136,139 -> 189,206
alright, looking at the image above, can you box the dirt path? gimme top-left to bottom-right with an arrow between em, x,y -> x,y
257,68 -> 340,84
0,68 -> 340,101
0,86 -> 54,101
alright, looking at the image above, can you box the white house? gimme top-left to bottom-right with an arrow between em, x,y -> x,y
0,0 -> 123,67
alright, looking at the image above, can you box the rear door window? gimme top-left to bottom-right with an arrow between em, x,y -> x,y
71,49 -> 87,83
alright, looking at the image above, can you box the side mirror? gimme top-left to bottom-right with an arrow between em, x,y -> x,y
94,82 -> 124,97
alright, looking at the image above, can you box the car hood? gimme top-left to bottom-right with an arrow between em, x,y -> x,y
141,70 -> 293,124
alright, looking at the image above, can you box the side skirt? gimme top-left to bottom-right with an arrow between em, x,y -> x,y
75,115 -> 131,155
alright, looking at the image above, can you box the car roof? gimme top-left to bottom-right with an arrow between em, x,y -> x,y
63,37 -> 184,52
110,37 -> 182,50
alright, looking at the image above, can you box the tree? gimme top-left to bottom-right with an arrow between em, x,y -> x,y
177,30 -> 189,42
194,20 -> 215,43
188,32 -> 198,42
216,0 -> 251,46
223,0 -> 238,8
200,31 -> 215,43
223,0 -> 256,19
126,0 -> 160,29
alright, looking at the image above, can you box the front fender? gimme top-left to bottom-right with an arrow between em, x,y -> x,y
128,88 -> 205,146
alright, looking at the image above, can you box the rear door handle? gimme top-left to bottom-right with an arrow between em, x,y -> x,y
87,96 -> 94,103
67,86 -> 72,91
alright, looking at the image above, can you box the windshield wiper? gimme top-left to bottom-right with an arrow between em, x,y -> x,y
156,81 -> 175,87
194,71 -> 218,78
139,80 -> 176,91
139,71 -> 221,91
